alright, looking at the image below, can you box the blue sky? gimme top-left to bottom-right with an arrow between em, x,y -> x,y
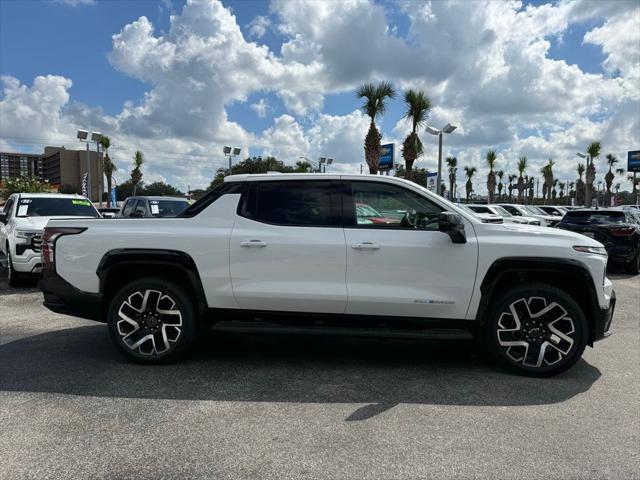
1,0 -> 638,191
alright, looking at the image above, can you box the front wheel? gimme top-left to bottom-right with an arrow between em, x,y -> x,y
6,251 -> 22,287
107,277 -> 198,364
485,283 -> 588,377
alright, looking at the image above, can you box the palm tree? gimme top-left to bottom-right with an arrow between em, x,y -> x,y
401,89 -> 431,179
551,178 -> 558,201
99,135 -> 117,207
516,156 -> 528,204
464,166 -> 477,203
131,150 -> 144,196
496,170 -> 504,202
508,174 -> 517,202
585,141 -> 601,207
485,149 -> 497,203
628,173 -> 639,204
356,81 -> 396,174
528,176 -> 535,204
446,156 -> 457,201
540,158 -> 555,205
558,181 -> 566,200
604,154 -> 618,204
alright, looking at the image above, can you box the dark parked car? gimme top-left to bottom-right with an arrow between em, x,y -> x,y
556,208 -> 640,273
118,196 -> 190,218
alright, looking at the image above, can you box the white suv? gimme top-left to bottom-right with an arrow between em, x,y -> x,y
0,193 -> 99,286
39,175 -> 615,376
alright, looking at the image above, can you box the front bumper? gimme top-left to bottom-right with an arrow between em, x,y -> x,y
11,250 -> 43,274
593,289 -> 615,342
39,269 -> 103,322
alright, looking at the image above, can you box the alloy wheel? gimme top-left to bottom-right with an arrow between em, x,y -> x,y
496,296 -> 576,368
115,289 -> 183,356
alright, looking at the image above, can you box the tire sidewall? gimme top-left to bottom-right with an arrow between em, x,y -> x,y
485,283 -> 588,377
107,277 -> 198,363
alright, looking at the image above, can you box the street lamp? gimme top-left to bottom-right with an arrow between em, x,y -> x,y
318,157 -> 334,173
223,146 -> 242,173
426,123 -> 457,196
77,129 -> 101,202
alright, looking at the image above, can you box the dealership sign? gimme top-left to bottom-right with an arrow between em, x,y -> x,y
628,150 -> 640,173
379,143 -> 394,171
426,172 -> 438,192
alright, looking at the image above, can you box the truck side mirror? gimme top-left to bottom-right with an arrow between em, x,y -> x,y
439,211 -> 466,244
0,212 -> 6,224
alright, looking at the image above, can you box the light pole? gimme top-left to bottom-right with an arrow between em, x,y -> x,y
223,146 -> 242,174
426,123 -> 457,196
318,157 -> 334,173
77,129 -> 101,202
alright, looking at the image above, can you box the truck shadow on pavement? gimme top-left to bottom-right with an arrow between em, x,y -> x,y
0,325 -> 601,421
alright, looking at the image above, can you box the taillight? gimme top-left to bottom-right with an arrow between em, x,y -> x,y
42,227 -> 86,270
610,227 -> 636,236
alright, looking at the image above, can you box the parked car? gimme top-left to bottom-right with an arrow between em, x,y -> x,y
496,204 -> 558,226
355,203 -> 399,225
118,196 -> 190,218
39,174 -> 615,377
459,205 -> 503,223
97,207 -> 120,219
556,208 -> 640,274
0,193 -> 100,286
465,204 -> 532,224
539,206 -> 569,216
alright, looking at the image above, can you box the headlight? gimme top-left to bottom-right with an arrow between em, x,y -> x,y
573,245 -> 607,256
16,230 -> 39,239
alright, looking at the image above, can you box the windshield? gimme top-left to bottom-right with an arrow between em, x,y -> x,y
560,211 -> 626,225
149,199 -> 189,217
492,205 -> 513,217
16,197 -> 99,218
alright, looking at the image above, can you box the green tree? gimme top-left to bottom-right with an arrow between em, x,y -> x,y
356,81 -> 396,174
507,174 -> 517,202
394,165 -> 429,187
464,166 -> 477,203
401,89 -> 431,179
496,170 -> 504,201
446,156 -> 457,201
517,156 -> 528,204
540,158 -> 555,205
576,163 -> 586,205
115,180 -> 140,201
1,176 -> 49,198
208,156 -> 296,191
585,141 -> 601,206
604,154 -> 618,205
485,149 -> 497,203
100,135 -> 117,207
144,181 -> 183,196
131,150 -> 144,196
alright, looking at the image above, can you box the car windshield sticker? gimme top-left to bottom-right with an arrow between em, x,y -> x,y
150,204 -> 160,215
72,200 -> 92,206
17,205 -> 29,216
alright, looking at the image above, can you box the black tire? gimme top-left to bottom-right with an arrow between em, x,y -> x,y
107,277 -> 198,364
485,283 -> 588,377
6,251 -> 22,288
625,247 -> 640,275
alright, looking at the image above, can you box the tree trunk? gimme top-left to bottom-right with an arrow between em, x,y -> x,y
405,159 -> 414,179
585,160 -> 595,207
364,121 -> 381,175
106,175 -> 113,207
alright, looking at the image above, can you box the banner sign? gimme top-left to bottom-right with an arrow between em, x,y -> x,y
379,143 -> 394,171
426,172 -> 437,192
81,173 -> 88,197
628,150 -> 640,173
110,187 -> 117,207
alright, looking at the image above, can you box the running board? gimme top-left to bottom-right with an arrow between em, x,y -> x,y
210,320 -> 474,341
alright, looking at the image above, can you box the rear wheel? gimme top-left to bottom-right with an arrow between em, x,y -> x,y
107,277 -> 198,364
485,283 -> 588,377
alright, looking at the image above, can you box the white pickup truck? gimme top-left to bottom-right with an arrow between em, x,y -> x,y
38,174 -> 615,376
0,193 -> 99,286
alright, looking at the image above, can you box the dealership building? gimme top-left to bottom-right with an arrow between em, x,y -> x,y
0,147 -> 102,201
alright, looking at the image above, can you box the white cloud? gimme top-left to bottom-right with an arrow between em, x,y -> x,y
246,15 -> 271,39
250,98 -> 270,118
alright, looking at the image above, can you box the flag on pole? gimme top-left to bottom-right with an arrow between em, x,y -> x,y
81,173 -> 88,197
110,187 -> 117,207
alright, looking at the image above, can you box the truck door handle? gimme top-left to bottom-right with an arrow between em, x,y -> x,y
351,242 -> 380,250
240,240 -> 267,248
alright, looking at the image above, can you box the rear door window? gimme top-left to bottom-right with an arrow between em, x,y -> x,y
122,200 -> 136,217
561,211 -> 626,224
240,180 -> 340,227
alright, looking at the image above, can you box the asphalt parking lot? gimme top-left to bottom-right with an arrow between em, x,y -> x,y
1,272 -> 638,480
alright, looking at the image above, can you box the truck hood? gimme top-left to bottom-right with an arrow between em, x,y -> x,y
483,222 -> 603,247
